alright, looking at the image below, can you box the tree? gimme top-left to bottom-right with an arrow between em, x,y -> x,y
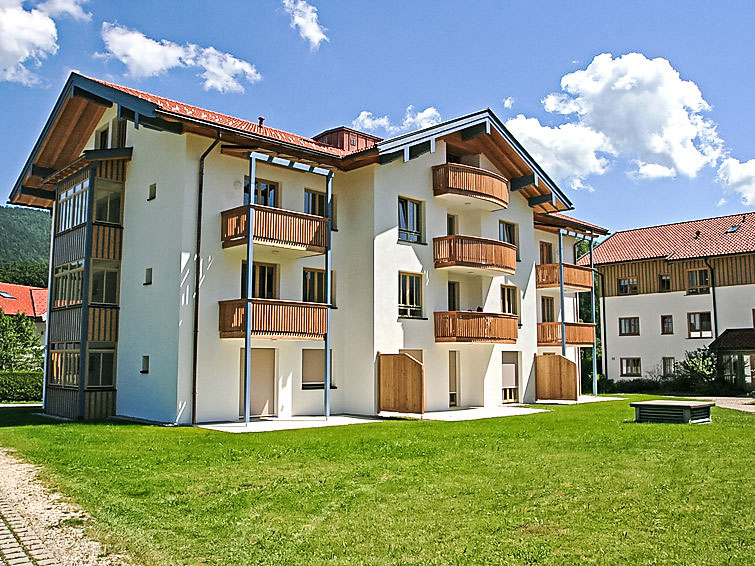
0,309 -> 43,371
0,261 -> 49,288
674,347 -> 721,390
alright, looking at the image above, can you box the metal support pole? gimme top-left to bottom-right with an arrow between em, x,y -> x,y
558,230 -> 566,357
243,153 -> 256,424
324,172 -> 333,417
590,239 -> 598,396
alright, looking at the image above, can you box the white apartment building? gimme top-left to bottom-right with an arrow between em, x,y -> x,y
10,73 -> 606,422
586,213 -> 755,385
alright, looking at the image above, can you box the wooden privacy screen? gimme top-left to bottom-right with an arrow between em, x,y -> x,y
535,354 -> 578,401
377,353 -> 425,413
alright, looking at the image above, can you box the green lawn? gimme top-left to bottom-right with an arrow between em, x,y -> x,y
0,398 -> 751,565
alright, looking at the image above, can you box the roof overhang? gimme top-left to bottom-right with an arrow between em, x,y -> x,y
534,212 -> 609,237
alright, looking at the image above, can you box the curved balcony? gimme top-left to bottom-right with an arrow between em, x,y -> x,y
434,311 -> 518,343
219,298 -> 328,340
432,163 -> 509,210
433,235 -> 516,274
537,322 -> 595,346
536,263 -> 593,292
221,204 -> 328,257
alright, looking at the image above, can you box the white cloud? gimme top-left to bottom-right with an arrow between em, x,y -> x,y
0,0 -> 58,85
630,160 -> 676,180
502,96 -> 514,109
717,157 -> 755,205
282,0 -> 328,50
716,197 -> 727,207
352,105 -> 442,135
99,22 -> 261,93
37,0 -> 90,21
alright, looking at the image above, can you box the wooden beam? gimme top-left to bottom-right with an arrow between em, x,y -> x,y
379,150 -> 403,165
72,86 -> 113,108
528,193 -> 553,207
511,173 -> 538,192
20,186 -> 54,200
460,123 -> 487,141
83,147 -> 134,161
31,164 -> 56,178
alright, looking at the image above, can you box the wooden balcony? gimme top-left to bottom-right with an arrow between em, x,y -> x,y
432,163 -> 509,210
220,204 -> 328,255
218,299 -> 328,340
537,322 -> 595,346
433,235 -> 516,274
434,311 -> 518,343
536,263 -> 593,292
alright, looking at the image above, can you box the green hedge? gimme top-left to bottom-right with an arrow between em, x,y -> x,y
0,371 -> 43,402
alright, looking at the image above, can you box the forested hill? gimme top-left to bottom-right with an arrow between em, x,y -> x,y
0,205 -> 51,265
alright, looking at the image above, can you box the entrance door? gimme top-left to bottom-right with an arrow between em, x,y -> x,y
501,352 -> 519,403
449,350 -> 459,407
539,241 -> 553,264
239,348 -> 276,417
447,281 -> 460,311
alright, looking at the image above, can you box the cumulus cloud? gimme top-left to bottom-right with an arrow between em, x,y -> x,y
502,96 -> 515,109
37,0 -> 90,21
282,0 -> 328,50
0,0 -> 58,85
352,105 -> 442,135
717,157 -> 755,205
99,22 -> 261,93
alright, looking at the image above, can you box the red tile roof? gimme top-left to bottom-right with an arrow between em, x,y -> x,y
0,282 -> 47,318
91,77 -> 352,158
584,212 -> 755,265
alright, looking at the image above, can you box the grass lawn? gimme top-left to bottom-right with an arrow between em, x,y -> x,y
0,397 -> 752,565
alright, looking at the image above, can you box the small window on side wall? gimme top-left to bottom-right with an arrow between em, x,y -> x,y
141,356 -> 150,374
144,268 -> 153,286
147,183 -> 157,201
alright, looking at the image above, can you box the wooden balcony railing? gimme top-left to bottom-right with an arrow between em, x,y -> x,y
433,235 -> 517,273
537,322 -> 595,346
434,311 -> 518,343
536,263 -> 593,291
220,204 -> 328,253
432,163 -> 509,208
218,299 -> 328,340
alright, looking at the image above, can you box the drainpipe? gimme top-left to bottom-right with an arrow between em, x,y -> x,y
597,270 -> 608,382
191,133 -> 220,425
557,230 -> 566,356
703,257 -> 718,339
589,238 -> 597,396
243,153 -> 257,424
324,172 -> 334,418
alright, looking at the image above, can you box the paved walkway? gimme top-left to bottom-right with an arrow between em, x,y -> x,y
199,414 -> 382,433
381,405 -> 547,421
689,396 -> 755,414
0,496 -> 58,566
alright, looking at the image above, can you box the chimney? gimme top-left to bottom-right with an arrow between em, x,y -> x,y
258,116 -> 265,127
694,230 -> 701,239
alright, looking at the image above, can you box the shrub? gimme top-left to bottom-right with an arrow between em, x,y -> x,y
0,371 -> 43,402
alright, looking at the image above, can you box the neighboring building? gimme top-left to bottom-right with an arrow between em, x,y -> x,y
709,329 -> 755,391
584,213 -> 755,382
0,281 -> 48,340
8,73 -> 605,422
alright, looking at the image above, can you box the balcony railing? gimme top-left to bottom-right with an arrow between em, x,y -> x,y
433,235 -> 517,273
537,322 -> 595,346
432,163 -> 509,208
220,204 -> 328,253
536,263 -> 593,291
218,298 -> 328,340
434,311 -> 518,343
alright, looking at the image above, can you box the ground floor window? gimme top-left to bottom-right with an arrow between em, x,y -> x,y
301,349 -> 333,389
87,346 -> 116,388
662,357 -> 675,377
620,357 -> 641,377
687,312 -> 712,338
49,343 -> 80,386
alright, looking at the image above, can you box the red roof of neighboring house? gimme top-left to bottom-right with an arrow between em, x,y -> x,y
91,77 -> 352,158
582,212 -> 755,265
0,282 -> 47,318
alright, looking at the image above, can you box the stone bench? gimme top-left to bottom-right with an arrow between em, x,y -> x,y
630,400 -> 714,424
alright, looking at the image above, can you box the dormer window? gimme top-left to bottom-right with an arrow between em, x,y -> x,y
726,225 -> 740,233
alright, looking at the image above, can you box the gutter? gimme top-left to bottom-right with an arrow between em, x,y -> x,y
191,133 -> 221,424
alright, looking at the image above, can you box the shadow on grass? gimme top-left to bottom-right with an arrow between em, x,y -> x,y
0,406 -> 138,428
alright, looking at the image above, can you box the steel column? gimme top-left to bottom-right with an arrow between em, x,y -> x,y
558,230 -> 566,356
324,172 -> 333,417
243,153 -> 256,423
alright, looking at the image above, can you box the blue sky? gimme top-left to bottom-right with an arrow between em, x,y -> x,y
1,0 -> 753,232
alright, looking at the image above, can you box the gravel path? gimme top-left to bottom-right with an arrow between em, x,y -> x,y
0,450 -> 132,566
691,396 -> 755,414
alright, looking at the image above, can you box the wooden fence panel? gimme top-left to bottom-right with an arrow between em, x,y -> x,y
535,354 -> 578,401
378,353 -> 425,413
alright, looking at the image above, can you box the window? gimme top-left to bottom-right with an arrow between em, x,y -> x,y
147,183 -> 157,201
501,286 -> 518,316
93,181 -> 122,224
90,261 -> 119,305
95,127 -> 109,150
688,312 -> 712,338
57,172 -> 90,233
661,315 -> 674,335
304,189 -> 336,227
87,347 -> 116,387
541,296 -> 555,323
620,358 -> 641,377
52,260 -> 84,308
0,291 -> 14,299
141,356 -> 150,374
111,118 -> 127,148
500,221 -> 519,260
303,268 -> 335,305
49,343 -> 80,387
726,225 -> 740,233
244,177 -> 279,207
144,268 -> 153,286
398,197 -> 423,243
687,269 -> 710,295
398,272 -> 422,318
301,349 -> 333,389
619,317 -> 640,336
617,277 -> 638,295
242,262 -> 278,299
447,281 -> 459,311
662,357 -> 675,377
446,214 -> 457,236
658,274 -> 671,292
447,153 -> 462,164
539,241 -> 553,264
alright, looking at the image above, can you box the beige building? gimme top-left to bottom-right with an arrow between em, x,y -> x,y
9,73 -> 606,422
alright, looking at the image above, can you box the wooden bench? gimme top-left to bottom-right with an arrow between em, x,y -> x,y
630,400 -> 714,424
